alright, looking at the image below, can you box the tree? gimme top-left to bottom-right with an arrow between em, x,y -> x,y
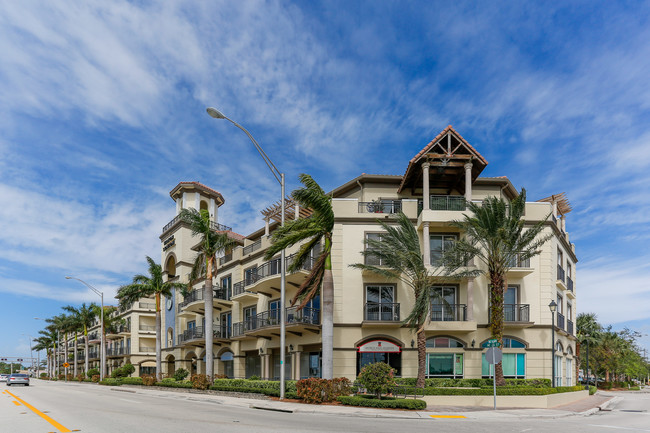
62,311 -> 82,377
443,189 -> 551,386
350,212 -> 444,387
117,256 -> 185,380
45,314 -> 69,377
264,174 -> 335,379
33,328 -> 57,377
91,305 -> 124,377
63,303 -> 96,376
576,312 -> 602,382
180,208 -> 236,378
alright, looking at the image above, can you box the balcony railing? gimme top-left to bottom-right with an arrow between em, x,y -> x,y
219,253 -> 233,266
177,326 -> 222,344
232,281 -> 247,297
139,301 -> 156,310
88,350 -> 99,359
557,265 -> 565,282
107,347 -> 130,356
567,319 -> 574,335
139,324 -> 156,332
507,253 -> 531,268
358,200 -> 402,214
139,346 -> 155,353
232,254 -> 316,296
504,304 -> 530,322
179,289 -> 203,311
163,215 -> 232,234
242,239 -> 262,255
430,304 -> 467,321
117,324 -> 130,333
232,307 -> 320,337
364,303 -> 400,321
214,286 -> 231,302
557,312 -> 565,330
418,195 -> 466,213
567,277 -> 574,292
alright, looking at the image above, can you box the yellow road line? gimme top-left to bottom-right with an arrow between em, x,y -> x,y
5,390 -> 72,433
13,400 -> 21,406
430,415 -> 466,418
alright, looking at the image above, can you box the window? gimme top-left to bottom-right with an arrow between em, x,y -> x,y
221,275 -> 232,298
244,306 -> 257,331
357,352 -> 401,376
245,354 -> 261,378
567,303 -> 573,322
482,353 -> 525,378
427,354 -> 464,378
365,233 -> 386,266
272,351 -> 292,380
426,337 -> 465,348
220,312 -> 232,339
557,294 -> 563,314
430,234 -> 457,266
187,320 -> 196,330
431,286 -> 460,321
269,299 -> 281,324
503,286 -> 524,322
220,351 -> 234,378
244,267 -> 257,285
565,358 -> 572,386
365,285 -> 396,321
555,355 -> 563,386
481,338 -> 525,348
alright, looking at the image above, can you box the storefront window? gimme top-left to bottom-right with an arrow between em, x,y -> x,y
245,355 -> 261,378
427,353 -> 463,378
300,352 -> 321,379
482,353 -> 525,378
357,340 -> 401,376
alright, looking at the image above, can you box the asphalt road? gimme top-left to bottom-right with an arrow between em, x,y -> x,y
2,381 -> 649,433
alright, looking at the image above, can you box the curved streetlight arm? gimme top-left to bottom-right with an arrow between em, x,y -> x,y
65,276 -> 102,297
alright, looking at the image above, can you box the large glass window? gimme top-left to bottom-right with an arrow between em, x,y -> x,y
220,275 -> 232,298
244,306 -> 257,331
244,266 -> 257,285
272,351 -> 292,380
220,312 -> 232,339
365,285 -> 396,321
365,233 -> 386,266
427,354 -> 463,378
221,351 -> 234,378
300,352 -> 322,379
431,286 -> 458,321
430,234 -> 457,266
357,352 -> 401,376
565,358 -> 572,386
245,355 -> 261,378
482,353 -> 525,378
269,299 -> 281,324
555,355 -> 563,386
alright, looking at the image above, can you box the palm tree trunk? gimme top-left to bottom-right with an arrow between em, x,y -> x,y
155,292 -> 162,381
321,268 -> 334,380
73,336 -> 78,377
416,328 -> 426,388
489,271 -> 506,386
84,330 -> 89,377
205,259 -> 214,378
63,333 -> 68,378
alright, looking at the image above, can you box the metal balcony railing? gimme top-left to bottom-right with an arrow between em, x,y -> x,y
557,265 -> 565,282
107,347 -> 130,356
507,253 -> 531,268
162,215 -> 231,234
209,220 -> 232,232
242,239 -> 262,255
214,286 -> 231,301
231,307 -> 320,336
418,195 -> 466,213
567,277 -> 574,292
88,351 -> 99,359
358,200 -> 403,214
364,303 -> 400,321
557,312 -> 565,330
567,319 -> 574,335
179,289 -> 203,311
286,306 -> 320,325
139,301 -> 156,310
139,324 -> 156,332
430,304 -> 467,321
503,304 -> 530,322
219,253 -> 233,266
177,326 -> 222,344
117,324 -> 130,333
232,254 -> 316,296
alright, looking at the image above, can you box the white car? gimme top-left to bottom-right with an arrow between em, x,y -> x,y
0,374 -> 9,382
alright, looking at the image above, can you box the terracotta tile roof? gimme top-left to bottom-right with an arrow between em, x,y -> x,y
170,182 -> 225,204
224,230 -> 246,242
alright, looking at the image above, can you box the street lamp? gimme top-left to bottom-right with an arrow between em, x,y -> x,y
66,276 -> 105,381
207,107 -> 288,399
22,334 -> 37,377
549,300 -> 557,387
585,333 -> 590,390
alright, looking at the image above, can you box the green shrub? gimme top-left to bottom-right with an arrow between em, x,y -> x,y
295,378 -> 352,403
173,368 -> 189,381
87,368 -> 100,379
357,362 -> 396,399
338,395 -> 426,410
141,375 -> 156,386
122,364 -> 135,375
120,377 -> 143,385
40,373 -> 48,378
211,379 -> 298,393
190,374 -> 212,390
249,375 -> 261,380
157,380 -> 193,389
99,378 -> 122,386
394,385 -> 585,396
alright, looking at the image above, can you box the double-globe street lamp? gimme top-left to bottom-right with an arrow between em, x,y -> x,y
549,300 -> 557,387
65,276 -> 105,381
206,107 -> 288,400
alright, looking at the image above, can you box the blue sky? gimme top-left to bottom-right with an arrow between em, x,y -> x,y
1,1 -> 649,361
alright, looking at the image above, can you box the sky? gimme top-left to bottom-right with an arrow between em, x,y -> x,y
1,0 -> 649,362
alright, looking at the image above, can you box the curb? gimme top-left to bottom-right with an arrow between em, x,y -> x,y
250,405 -> 294,413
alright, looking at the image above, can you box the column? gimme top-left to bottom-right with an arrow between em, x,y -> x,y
464,162 -> 473,201
210,198 -> 216,222
182,192 -> 188,210
466,278 -> 474,321
194,192 -> 200,211
422,162 -> 430,210
293,351 -> 301,380
294,203 -> 300,220
561,216 -> 566,232
265,218 -> 270,237
423,222 -> 430,266
176,197 -> 182,214
262,354 -> 271,380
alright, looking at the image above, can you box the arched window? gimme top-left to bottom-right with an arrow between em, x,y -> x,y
556,342 -> 564,352
481,337 -> 526,348
166,256 -> 177,278
426,337 -> 465,348
200,200 -> 209,213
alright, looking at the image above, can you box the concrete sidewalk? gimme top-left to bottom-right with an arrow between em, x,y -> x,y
100,382 -> 620,420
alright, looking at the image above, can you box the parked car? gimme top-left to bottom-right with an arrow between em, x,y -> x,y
0,374 -> 9,382
6,373 -> 29,386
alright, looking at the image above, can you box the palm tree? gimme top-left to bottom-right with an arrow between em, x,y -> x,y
46,314 -> 68,377
34,328 -> 57,377
180,208 -> 236,378
576,312 -> 602,383
350,212 -> 444,387
443,189 -> 551,386
91,305 -> 124,377
264,174 -> 335,379
117,256 -> 186,380
61,312 -> 81,377
63,303 -> 96,377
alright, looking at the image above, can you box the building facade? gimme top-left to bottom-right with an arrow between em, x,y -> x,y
155,126 -> 578,384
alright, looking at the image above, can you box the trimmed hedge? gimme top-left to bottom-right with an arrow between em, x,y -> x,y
212,379 -> 297,393
99,378 -> 122,386
394,385 -> 585,396
155,380 -> 193,389
338,395 -> 426,410
209,385 -> 297,399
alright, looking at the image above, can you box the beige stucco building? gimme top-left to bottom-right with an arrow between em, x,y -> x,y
154,126 -> 578,384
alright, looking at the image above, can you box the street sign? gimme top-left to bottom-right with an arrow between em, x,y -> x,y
485,347 -> 502,364
485,339 -> 501,348
63,362 -> 70,368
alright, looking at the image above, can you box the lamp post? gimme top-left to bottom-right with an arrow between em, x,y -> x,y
22,334 -> 35,376
207,107 -> 287,399
66,276 -> 105,381
549,300 -> 557,387
585,333 -> 590,390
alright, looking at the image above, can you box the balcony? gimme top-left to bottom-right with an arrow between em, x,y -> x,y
245,254 -> 315,296
426,304 -> 475,332
213,286 -> 232,307
178,289 -> 204,314
162,214 -> 231,235
88,350 -> 99,360
107,347 -> 130,357
567,276 -> 574,293
503,304 -> 532,327
242,239 -> 262,256
567,319 -> 574,335
362,303 -> 400,327
557,312 -> 565,331
418,195 -> 467,214
506,253 -> 534,277
138,301 -> 156,311
219,253 -> 233,266
234,307 -> 320,338
556,265 -> 568,291
358,200 -> 402,214
231,280 -> 256,301
177,326 -> 222,346
139,324 -> 156,333
139,346 -> 155,353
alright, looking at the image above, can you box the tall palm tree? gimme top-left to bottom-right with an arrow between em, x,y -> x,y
34,328 -> 57,377
443,189 -> 550,386
117,256 -> 186,380
180,208 -> 236,378
61,312 -> 81,377
91,305 -> 123,377
46,314 -> 68,377
576,312 -> 602,383
350,212 -> 444,387
264,174 -> 336,379
62,303 -> 96,376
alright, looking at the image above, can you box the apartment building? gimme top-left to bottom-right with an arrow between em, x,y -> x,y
158,126 -> 578,384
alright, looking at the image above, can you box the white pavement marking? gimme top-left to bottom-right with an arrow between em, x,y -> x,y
118,398 -> 141,404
